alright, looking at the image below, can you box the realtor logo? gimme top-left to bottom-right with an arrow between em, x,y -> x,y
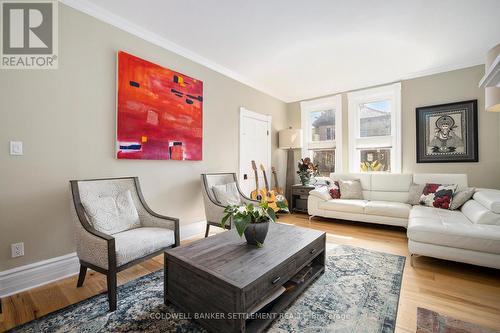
1,0 -> 58,69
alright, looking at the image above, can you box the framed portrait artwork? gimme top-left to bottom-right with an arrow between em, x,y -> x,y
416,100 -> 478,163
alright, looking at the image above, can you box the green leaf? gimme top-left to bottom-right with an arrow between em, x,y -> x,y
221,214 -> 230,228
234,215 -> 251,237
267,207 -> 277,222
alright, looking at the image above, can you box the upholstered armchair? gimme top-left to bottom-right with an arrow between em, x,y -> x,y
70,177 -> 179,311
201,173 -> 258,237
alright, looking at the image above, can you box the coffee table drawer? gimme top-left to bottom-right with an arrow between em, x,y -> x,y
295,236 -> 324,270
244,258 -> 297,310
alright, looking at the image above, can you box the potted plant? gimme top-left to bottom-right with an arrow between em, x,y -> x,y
297,157 -> 319,186
221,200 -> 284,246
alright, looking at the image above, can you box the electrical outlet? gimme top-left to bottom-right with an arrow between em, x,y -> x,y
9,141 -> 23,155
11,242 -> 24,258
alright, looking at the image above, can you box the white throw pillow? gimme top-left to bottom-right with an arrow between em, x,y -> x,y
339,179 -> 363,200
82,190 -> 140,234
212,182 -> 241,206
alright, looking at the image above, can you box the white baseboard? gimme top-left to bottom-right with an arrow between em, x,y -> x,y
0,252 -> 80,298
180,220 -> 206,240
0,220 -> 207,298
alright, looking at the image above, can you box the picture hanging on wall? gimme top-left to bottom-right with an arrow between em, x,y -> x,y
116,51 -> 203,160
416,100 -> 478,163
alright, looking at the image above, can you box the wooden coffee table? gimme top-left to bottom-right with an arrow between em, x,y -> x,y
164,223 -> 326,333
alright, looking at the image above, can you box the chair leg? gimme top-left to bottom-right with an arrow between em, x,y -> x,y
77,264 -> 87,287
107,272 -> 117,311
205,224 -> 210,238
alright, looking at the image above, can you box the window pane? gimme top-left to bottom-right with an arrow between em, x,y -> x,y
360,148 -> 391,172
310,149 -> 335,176
309,109 -> 335,142
359,100 -> 391,137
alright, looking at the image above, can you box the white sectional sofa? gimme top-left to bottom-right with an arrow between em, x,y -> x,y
308,173 -> 500,269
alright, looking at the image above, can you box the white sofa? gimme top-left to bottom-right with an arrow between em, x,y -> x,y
308,173 -> 500,269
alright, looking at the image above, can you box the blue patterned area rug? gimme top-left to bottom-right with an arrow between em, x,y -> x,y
8,245 -> 405,333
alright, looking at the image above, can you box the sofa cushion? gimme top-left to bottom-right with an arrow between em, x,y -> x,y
318,199 -> 367,214
419,183 -> 457,210
370,174 -> 412,192
461,200 -> 500,226
413,173 -> 468,190
339,180 -> 363,199
473,189 -> 500,213
212,182 -> 241,206
407,183 -> 425,205
330,173 -> 371,199
408,206 -> 500,254
450,187 -> 475,210
365,201 -> 411,219
114,227 -> 175,266
309,186 -> 331,201
82,190 -> 140,235
329,181 -> 341,199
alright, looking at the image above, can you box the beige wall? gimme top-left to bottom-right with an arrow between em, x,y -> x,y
287,65 -> 500,189
0,4 -> 287,271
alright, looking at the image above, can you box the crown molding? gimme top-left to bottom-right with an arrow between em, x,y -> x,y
292,58 -> 484,103
59,0 -> 288,102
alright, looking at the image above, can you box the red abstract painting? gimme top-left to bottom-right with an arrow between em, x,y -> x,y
116,51 -> 203,160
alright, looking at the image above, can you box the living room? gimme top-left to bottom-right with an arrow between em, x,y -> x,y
0,1 -> 499,332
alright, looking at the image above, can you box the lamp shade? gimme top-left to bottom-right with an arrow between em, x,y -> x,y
279,128 -> 302,149
485,43 -> 500,112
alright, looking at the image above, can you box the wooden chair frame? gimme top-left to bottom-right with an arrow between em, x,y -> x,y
70,177 -> 179,311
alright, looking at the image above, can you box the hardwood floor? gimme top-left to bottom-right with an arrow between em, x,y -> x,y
1,213 -> 499,332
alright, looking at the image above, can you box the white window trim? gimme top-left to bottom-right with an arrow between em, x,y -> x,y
300,94 -> 342,173
347,83 -> 401,173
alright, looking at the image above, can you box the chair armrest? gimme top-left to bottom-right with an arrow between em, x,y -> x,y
72,203 -> 115,270
140,213 -> 180,247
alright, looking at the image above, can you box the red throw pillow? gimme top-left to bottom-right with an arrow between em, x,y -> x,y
419,183 -> 457,210
329,181 -> 341,199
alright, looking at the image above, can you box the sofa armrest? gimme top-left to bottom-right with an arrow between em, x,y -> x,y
309,187 -> 331,201
473,189 -> 500,214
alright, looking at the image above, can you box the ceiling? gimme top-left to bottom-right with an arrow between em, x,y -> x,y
64,0 -> 500,102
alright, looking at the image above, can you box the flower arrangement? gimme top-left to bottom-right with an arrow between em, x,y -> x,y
221,200 -> 278,238
297,157 -> 319,185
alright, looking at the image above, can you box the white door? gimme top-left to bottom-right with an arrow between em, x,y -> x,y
239,107 -> 272,197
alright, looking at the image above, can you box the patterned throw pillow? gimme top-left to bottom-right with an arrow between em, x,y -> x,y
419,183 -> 457,210
329,181 -> 341,199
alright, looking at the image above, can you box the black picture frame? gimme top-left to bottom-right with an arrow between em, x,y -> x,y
416,100 -> 478,163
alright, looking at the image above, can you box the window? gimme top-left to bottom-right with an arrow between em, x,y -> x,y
348,83 -> 401,173
300,95 -> 342,176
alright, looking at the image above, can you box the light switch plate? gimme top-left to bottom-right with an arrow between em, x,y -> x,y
10,141 -> 23,155
11,242 -> 24,258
